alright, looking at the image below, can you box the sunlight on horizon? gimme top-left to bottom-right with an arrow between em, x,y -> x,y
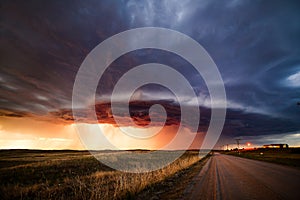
0,116 -> 299,150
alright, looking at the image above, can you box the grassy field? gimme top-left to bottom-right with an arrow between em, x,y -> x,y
0,150 -> 207,200
223,148 -> 300,168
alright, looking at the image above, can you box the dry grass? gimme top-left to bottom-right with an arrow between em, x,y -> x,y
223,148 -> 300,168
0,150 -> 203,200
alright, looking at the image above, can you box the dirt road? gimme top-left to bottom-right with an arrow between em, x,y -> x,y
186,153 -> 300,200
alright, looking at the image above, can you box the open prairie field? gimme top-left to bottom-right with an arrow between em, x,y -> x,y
0,150 -> 207,200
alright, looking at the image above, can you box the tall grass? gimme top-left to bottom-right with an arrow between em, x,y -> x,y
1,151 -> 202,200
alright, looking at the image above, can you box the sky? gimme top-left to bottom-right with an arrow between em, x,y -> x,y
0,0 -> 300,150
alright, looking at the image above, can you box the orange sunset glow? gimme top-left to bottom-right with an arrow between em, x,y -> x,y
0,116 -> 205,150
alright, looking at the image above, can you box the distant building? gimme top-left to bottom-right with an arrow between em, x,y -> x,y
263,144 -> 289,149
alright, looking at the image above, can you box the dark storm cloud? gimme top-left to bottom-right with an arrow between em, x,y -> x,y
173,0 -> 300,117
2,99 -> 298,140
1,0 -> 300,138
0,0 -> 132,113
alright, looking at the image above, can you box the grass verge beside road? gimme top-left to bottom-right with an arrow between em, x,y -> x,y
222,148 -> 300,168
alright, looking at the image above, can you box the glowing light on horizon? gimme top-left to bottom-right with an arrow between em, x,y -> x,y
75,123 -> 199,150
0,118 -> 84,150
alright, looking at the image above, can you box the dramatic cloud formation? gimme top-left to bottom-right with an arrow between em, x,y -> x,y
0,0 -> 300,149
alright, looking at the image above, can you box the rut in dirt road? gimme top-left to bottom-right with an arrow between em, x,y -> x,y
186,153 -> 300,200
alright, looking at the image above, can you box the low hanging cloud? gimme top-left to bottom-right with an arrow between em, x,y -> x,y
1,99 -> 299,140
